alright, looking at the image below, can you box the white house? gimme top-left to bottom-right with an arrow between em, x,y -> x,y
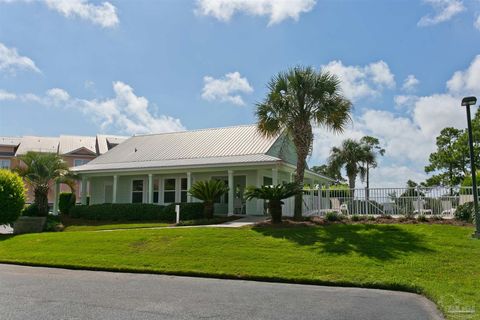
72,125 -> 333,216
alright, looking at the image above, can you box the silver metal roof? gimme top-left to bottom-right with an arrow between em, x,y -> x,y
15,136 -> 59,155
59,135 -> 97,155
0,137 -> 22,147
97,134 -> 128,154
74,125 -> 280,172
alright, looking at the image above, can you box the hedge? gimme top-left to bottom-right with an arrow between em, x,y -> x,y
59,192 -> 76,215
0,169 -> 26,225
69,202 -> 204,222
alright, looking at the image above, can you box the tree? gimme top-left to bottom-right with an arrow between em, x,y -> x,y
189,180 -> 229,219
311,164 -> 345,182
244,183 -> 299,223
327,139 -> 375,197
15,152 -> 76,216
0,169 -> 26,226
256,66 -> 351,220
359,136 -> 385,196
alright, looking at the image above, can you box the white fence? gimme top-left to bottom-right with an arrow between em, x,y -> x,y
282,186 -> 477,217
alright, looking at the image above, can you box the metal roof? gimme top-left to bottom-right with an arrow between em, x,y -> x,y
0,137 -> 22,147
97,134 -> 129,154
59,135 -> 97,155
15,136 -> 59,155
74,125 -> 280,172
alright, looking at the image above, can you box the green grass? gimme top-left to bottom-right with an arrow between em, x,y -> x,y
0,224 -> 478,319
63,221 -> 170,232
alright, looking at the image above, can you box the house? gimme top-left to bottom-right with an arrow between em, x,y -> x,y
72,125 -> 333,216
0,134 -> 128,205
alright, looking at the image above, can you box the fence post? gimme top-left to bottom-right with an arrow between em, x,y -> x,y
416,186 -> 421,216
326,184 -> 331,210
365,187 -> 369,215
318,184 -> 322,215
175,204 -> 180,224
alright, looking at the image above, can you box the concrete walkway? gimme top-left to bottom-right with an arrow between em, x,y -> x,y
0,264 -> 443,320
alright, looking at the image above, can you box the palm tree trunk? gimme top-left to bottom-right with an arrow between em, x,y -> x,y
366,164 -> 370,201
269,200 -> 282,224
294,154 -> 307,220
348,175 -> 356,199
34,186 -> 49,216
204,201 -> 214,219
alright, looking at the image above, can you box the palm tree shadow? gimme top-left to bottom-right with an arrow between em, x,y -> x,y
252,224 -> 434,261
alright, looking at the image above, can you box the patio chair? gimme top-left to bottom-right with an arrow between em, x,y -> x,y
234,198 -> 245,215
412,200 -> 432,215
441,200 -> 456,216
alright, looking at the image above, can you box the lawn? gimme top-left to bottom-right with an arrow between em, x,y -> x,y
0,224 -> 478,319
63,221 -> 170,232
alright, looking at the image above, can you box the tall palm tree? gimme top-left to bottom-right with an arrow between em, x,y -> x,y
256,66 -> 352,220
15,152 -> 76,216
328,139 -> 374,197
359,136 -> 385,198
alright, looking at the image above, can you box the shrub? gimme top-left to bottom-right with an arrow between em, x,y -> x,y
454,202 -> 474,223
189,180 -> 229,219
43,215 -> 64,232
59,192 -> 76,215
325,211 -> 345,222
70,203 -> 165,221
417,214 -> 428,222
0,169 -> 26,225
22,203 -> 41,217
162,202 -> 204,221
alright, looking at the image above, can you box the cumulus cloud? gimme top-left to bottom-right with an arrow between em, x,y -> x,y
0,0 -> 119,28
446,55 -> 480,95
0,42 -> 40,74
201,71 -> 253,105
402,74 -> 420,92
321,60 -> 395,102
475,14 -> 480,30
418,0 -> 465,26
195,0 -> 316,25
0,89 -> 16,100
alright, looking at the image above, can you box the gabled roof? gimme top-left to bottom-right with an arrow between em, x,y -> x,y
59,135 -> 97,155
97,134 -> 129,154
15,136 -> 59,155
74,125 -> 281,172
0,137 -> 22,147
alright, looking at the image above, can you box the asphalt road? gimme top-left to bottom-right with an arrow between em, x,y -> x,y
0,264 -> 443,320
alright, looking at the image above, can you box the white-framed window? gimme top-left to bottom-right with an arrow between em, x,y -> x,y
164,178 -> 176,204
131,179 -> 144,203
74,159 -> 90,167
180,178 -> 188,203
0,159 -> 11,169
153,178 -> 159,203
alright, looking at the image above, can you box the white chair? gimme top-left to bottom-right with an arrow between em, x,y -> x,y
441,200 -> 455,216
412,200 -> 432,215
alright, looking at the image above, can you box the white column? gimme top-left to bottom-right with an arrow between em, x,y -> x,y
256,170 -> 263,215
187,172 -> 192,202
148,174 -> 153,204
113,175 -> 118,204
53,182 -> 60,215
228,170 -> 234,216
81,176 -> 88,205
272,167 -> 278,185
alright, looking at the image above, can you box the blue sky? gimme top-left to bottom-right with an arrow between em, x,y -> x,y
0,0 -> 480,186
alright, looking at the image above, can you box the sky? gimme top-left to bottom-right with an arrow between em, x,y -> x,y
0,0 -> 480,187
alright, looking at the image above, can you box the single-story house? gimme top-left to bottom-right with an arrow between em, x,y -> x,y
71,125 -> 333,216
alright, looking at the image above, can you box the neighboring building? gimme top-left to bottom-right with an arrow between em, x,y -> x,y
0,134 -> 128,204
72,125 -> 332,216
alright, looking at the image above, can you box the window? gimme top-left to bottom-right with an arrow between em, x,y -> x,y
212,177 -> 228,204
74,159 -> 90,167
164,178 -> 176,203
263,176 -> 273,186
0,159 -> 11,169
181,178 -> 188,203
153,179 -> 159,203
132,180 -> 144,203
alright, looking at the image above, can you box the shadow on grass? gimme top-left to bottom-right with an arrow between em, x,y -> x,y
252,224 -> 434,261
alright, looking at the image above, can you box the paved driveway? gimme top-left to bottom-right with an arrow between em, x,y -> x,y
0,264 -> 442,320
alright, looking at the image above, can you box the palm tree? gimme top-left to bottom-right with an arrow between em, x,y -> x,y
328,139 -> 374,197
360,136 -> 385,191
189,180 -> 229,219
256,66 -> 352,220
244,183 -> 299,224
15,152 -> 76,216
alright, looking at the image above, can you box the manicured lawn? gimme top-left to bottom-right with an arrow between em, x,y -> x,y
63,221 -> 170,232
0,224 -> 478,319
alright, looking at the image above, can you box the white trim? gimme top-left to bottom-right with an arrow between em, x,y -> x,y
130,177 -> 146,203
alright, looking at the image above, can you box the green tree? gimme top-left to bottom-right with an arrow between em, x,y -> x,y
360,136 -> 385,191
256,66 -> 352,220
311,164 -> 345,182
327,139 -> 375,197
189,180 -> 229,219
244,183 -> 299,224
15,152 -> 76,216
0,169 -> 26,226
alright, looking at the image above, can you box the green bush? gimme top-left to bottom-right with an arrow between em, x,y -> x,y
0,169 -> 26,225
59,192 -> 76,215
454,202 -> 474,223
22,203 -> 40,217
69,202 -> 204,222
43,215 -> 64,232
417,214 -> 428,222
325,211 -> 345,222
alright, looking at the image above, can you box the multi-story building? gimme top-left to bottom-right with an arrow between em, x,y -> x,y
0,134 -> 127,204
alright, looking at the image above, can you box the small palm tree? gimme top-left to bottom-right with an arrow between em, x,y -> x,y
189,180 -> 229,219
244,183 -> 299,224
256,66 -> 351,220
328,139 -> 375,197
15,152 -> 76,216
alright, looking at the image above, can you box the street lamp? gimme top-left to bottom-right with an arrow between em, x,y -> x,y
461,96 -> 479,238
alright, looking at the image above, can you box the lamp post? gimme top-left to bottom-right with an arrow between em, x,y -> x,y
461,96 -> 480,238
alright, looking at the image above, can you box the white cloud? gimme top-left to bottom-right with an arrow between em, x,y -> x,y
446,55 -> 480,95
394,95 -> 418,109
0,0 -> 119,28
475,14 -> 480,30
402,74 -> 420,92
321,60 -> 395,102
46,88 -> 70,103
418,0 -> 465,26
195,0 -> 316,25
0,89 -> 16,100
201,71 -> 253,106
0,42 -> 40,74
